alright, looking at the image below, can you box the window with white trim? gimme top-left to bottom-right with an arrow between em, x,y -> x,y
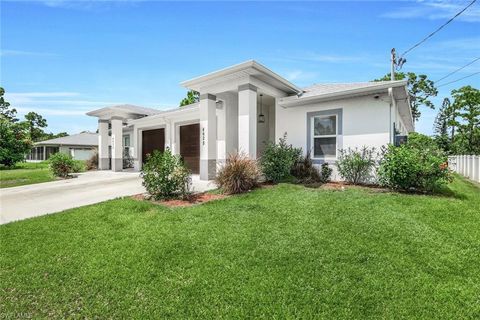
311,115 -> 337,158
123,135 -> 130,147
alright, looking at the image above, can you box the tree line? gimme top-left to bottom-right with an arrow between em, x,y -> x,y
0,87 -> 68,167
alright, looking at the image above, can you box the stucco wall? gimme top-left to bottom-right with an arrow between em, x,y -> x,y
276,94 -> 391,180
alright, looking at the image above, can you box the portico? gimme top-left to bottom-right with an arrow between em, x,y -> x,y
87,104 -> 160,172
181,60 -> 302,180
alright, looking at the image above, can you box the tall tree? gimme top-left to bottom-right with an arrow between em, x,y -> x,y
451,86 -> 480,154
0,89 -> 32,167
179,90 -> 199,107
24,111 -> 48,142
375,72 -> 438,122
0,87 -> 18,122
433,98 -> 451,153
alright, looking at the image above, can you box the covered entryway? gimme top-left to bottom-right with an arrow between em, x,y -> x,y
142,128 -> 165,164
180,123 -> 200,174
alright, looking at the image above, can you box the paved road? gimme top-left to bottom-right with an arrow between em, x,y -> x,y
0,171 -> 145,225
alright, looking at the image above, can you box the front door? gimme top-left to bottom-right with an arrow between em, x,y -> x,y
180,123 -> 200,174
142,128 -> 165,164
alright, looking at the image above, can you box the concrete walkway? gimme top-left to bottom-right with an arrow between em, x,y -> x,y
0,171 -> 215,225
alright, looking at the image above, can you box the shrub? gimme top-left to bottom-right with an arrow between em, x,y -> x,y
291,151 -> 320,183
86,150 -> 98,170
378,143 -> 452,193
72,160 -> 86,173
336,147 -> 377,185
215,152 -> 260,194
49,152 -> 75,178
319,163 -> 333,183
141,149 -> 191,200
260,134 -> 301,183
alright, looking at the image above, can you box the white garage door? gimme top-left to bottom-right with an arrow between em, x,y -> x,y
71,148 -> 94,161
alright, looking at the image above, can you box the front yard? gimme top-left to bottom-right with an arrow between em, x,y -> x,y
1,177 -> 479,319
0,162 -> 54,188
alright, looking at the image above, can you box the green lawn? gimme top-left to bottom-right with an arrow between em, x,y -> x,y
0,162 -> 54,188
1,177 -> 479,319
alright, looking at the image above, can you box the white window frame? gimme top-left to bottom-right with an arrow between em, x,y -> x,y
123,134 -> 130,147
311,114 -> 338,160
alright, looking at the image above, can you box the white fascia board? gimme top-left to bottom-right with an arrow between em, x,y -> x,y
395,86 -> 414,132
129,104 -> 200,126
279,81 -> 408,108
181,60 -> 301,94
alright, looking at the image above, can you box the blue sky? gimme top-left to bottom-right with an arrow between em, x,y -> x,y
1,0 -> 479,135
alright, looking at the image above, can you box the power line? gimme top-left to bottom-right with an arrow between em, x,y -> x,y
435,57 -> 480,83
437,71 -> 480,88
399,0 -> 477,58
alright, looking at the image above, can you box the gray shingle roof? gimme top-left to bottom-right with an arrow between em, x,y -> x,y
301,81 -> 406,98
35,132 -> 98,146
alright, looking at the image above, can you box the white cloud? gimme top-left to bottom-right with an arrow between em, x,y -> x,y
15,106 -> 92,116
281,51 -> 362,64
284,70 -> 318,82
381,0 -> 480,22
5,92 -> 81,104
36,0 -> 145,11
0,49 -> 57,57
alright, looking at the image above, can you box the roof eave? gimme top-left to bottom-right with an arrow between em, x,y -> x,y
279,81 -> 408,107
181,60 -> 302,94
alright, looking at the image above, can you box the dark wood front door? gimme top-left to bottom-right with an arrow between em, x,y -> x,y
142,128 -> 165,164
180,123 -> 200,174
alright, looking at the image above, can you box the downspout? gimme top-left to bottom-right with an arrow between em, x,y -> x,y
388,88 -> 393,144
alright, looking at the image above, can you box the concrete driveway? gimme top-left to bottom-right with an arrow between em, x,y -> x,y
0,171 -> 215,225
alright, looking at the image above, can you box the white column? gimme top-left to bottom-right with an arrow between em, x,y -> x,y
43,146 -> 46,161
98,120 -> 110,170
238,84 -> 257,159
165,121 -> 171,151
199,93 -> 217,180
111,117 -> 123,172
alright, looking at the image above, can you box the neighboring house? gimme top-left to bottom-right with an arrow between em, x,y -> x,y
27,132 -> 98,161
87,60 -> 413,180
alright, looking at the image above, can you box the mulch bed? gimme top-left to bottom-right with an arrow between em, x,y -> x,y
318,181 -> 390,193
132,192 -> 227,208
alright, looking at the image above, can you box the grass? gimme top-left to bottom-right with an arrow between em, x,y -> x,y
1,177 -> 479,319
0,160 -> 86,188
0,162 -> 54,188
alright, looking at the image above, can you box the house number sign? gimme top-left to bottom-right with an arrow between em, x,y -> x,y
202,128 -> 205,146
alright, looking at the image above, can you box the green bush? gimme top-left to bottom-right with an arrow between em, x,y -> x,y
336,147 -> 377,185
49,153 -> 75,178
215,152 -> 260,194
141,149 -> 191,200
260,134 -> 301,183
72,160 -> 86,173
378,143 -> 452,193
292,152 -> 333,185
291,151 -> 320,183
319,163 -> 333,183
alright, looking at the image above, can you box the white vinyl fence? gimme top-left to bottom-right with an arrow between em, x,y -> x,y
448,155 -> 480,183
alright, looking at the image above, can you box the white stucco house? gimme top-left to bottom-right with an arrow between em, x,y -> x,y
27,132 -> 98,161
87,60 -> 413,180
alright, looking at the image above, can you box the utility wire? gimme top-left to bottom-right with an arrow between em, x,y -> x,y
399,0 -> 477,58
436,71 -> 480,88
435,57 -> 480,83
